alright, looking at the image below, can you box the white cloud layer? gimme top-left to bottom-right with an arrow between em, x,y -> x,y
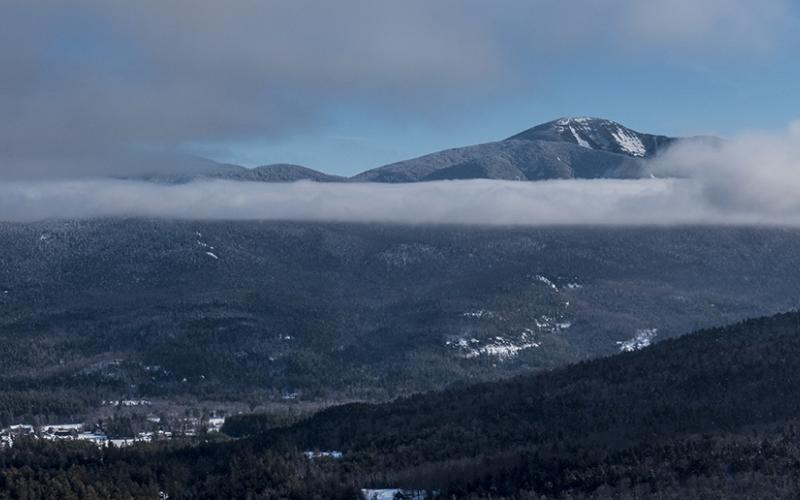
0,177 -> 793,226
650,121 -> 800,216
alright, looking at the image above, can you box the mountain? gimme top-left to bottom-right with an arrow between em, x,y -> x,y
126,117 -> 688,184
2,221 -> 800,421
134,163 -> 344,183
206,163 -> 345,182
351,117 -> 678,182
351,137 -> 645,182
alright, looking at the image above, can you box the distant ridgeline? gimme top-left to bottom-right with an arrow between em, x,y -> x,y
130,117 -> 712,184
2,311 -> 800,498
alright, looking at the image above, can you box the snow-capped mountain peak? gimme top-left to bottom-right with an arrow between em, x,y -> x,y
507,117 -> 673,158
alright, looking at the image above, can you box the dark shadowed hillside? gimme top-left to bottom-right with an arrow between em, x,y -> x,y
1,221 -> 800,420
255,311 -> 800,497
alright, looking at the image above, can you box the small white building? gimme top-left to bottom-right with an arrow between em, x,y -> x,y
207,417 -> 225,432
304,450 -> 344,460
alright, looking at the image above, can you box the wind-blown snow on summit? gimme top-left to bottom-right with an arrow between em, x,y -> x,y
507,117 -> 676,158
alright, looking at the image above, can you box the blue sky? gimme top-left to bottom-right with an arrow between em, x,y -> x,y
2,0 -> 799,178
229,54 -> 800,174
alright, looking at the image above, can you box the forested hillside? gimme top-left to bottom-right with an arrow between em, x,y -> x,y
2,221 -> 800,422
3,312 -> 800,498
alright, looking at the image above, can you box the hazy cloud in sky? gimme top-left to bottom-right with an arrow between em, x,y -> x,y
0,0 -> 793,178
651,121 -> 800,216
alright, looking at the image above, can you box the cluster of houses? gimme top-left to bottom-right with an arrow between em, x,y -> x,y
101,399 -> 153,407
0,417 -> 226,449
0,423 -> 110,448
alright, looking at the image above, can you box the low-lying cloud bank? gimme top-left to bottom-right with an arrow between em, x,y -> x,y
651,120 -> 800,216
0,177 -> 792,226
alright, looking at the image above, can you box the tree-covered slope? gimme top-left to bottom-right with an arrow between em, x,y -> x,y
4,312 -> 800,498
2,221 -> 800,419
258,311 -> 800,497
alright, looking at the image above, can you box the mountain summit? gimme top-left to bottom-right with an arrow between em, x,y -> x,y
507,117 -> 675,158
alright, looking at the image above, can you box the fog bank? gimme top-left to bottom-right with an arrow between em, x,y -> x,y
0,177 -> 792,226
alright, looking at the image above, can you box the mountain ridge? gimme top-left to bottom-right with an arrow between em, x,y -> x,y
129,163 -> 344,184
133,117 -> 697,184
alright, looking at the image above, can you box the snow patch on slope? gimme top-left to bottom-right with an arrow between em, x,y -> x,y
446,330 -> 541,360
569,125 -> 592,149
617,328 -> 657,352
462,309 -> 497,319
362,490 -> 426,500
533,274 -> 559,292
611,127 -> 646,157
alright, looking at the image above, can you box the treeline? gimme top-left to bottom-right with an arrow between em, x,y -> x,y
0,390 -> 98,428
0,439 -> 358,500
220,412 -> 303,438
266,312 -> 800,459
